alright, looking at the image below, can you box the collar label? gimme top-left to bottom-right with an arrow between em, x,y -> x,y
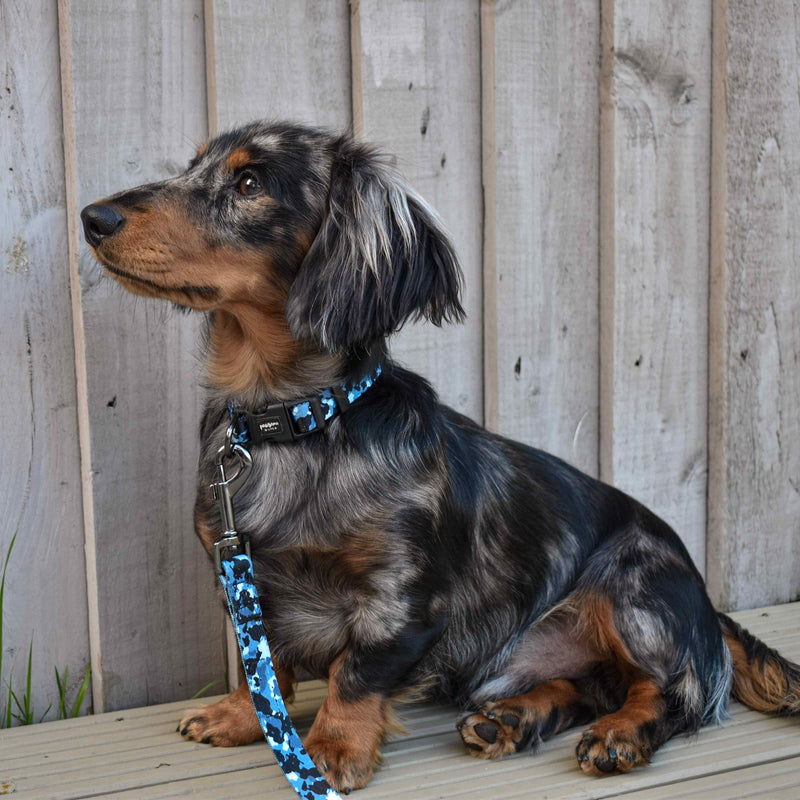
258,418 -> 284,435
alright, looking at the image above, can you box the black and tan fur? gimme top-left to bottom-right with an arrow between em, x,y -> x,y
81,121 -> 800,793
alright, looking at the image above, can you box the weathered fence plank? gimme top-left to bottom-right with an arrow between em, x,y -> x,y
354,0 -> 483,421
486,0 -> 599,473
210,0 -> 352,681
708,0 -> 800,609
0,0 -> 91,720
68,0 -> 222,710
213,0 -> 351,131
600,0 -> 712,570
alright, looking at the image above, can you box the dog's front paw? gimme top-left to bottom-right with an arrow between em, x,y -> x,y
177,685 -> 261,747
304,732 -> 380,794
178,704 -> 252,747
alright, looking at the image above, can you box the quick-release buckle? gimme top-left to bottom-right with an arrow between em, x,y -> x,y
244,404 -> 293,443
245,397 -> 327,444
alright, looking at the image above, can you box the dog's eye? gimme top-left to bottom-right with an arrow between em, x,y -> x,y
237,172 -> 263,197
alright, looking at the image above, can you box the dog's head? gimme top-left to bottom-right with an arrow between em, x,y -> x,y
82,121 -> 464,354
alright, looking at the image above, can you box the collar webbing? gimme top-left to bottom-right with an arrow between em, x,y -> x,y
227,355 -> 382,445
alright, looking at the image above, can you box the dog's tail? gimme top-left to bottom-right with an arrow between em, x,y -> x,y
719,612 -> 800,714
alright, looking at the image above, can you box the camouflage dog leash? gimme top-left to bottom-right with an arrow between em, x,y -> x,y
211,427 -> 343,800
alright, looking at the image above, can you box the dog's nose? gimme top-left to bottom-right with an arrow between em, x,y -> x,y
81,203 -> 125,247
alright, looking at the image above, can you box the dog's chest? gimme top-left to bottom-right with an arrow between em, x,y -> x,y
254,544 -> 410,676
198,419 -> 414,673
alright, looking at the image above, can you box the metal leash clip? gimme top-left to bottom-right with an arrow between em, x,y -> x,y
211,423 -> 254,574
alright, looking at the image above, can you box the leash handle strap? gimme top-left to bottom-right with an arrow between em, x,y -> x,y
220,554 -> 343,800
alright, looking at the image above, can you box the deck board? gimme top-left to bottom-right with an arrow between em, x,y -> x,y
1,603 -> 798,799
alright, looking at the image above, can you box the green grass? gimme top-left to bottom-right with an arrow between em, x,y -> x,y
55,663 -> 92,720
9,638 -> 49,725
1,534 -> 91,728
0,532 -> 16,728
191,679 -> 221,700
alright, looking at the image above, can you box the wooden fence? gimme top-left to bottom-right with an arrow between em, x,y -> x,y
1,0 -> 798,721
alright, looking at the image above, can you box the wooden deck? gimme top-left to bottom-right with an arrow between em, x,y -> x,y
2,603 -> 799,799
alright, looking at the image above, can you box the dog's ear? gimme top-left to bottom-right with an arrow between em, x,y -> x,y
285,141 -> 465,352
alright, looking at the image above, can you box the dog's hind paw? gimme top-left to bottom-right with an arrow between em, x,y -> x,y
457,707 -> 527,760
459,679 -> 593,760
575,724 -> 650,776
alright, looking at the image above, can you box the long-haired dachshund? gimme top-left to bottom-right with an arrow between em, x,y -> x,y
82,121 -> 800,793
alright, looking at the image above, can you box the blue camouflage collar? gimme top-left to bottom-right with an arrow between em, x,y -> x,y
226,351 -> 382,445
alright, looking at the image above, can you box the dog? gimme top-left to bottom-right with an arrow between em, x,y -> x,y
81,121 -> 800,793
